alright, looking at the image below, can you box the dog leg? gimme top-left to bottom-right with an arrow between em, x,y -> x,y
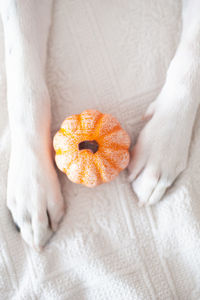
0,0 -> 65,250
128,0 -> 200,206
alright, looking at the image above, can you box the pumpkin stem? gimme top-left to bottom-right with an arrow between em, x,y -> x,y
78,140 -> 99,154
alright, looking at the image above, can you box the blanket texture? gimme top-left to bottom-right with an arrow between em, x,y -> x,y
1,0 -> 200,299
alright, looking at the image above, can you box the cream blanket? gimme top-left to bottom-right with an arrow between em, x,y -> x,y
1,0 -> 200,299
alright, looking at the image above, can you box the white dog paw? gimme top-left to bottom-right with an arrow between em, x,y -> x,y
128,97 -> 193,206
7,139 -> 65,250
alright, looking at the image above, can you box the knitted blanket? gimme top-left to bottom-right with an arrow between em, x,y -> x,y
1,0 -> 200,299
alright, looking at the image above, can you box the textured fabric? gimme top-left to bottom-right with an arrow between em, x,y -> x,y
1,0 -> 200,299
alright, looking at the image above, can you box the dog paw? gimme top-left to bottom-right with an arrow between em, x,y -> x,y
7,138 -> 65,250
128,95 -> 194,206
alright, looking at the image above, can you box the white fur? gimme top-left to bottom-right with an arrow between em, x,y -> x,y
0,0 -> 199,249
0,0 -> 65,250
128,0 -> 200,206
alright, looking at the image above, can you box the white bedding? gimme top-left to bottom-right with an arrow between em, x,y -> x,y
1,0 -> 200,299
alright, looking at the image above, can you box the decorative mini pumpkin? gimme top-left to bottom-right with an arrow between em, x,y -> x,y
53,109 -> 131,187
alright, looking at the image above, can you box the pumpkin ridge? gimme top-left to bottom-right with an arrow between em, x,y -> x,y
60,118 -> 81,136
93,161 -> 101,184
98,125 -> 122,139
93,157 -> 104,183
75,151 -> 85,184
99,152 -> 121,173
82,160 -> 100,186
66,155 -> 82,183
100,148 -> 130,171
93,113 -> 104,138
56,151 -> 75,172
99,144 -> 129,151
59,128 -> 74,137
79,155 -> 86,184
77,114 -> 82,131
94,152 -> 119,183
66,158 -> 74,171
93,111 -> 103,126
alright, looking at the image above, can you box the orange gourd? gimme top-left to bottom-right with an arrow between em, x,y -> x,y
53,109 -> 130,187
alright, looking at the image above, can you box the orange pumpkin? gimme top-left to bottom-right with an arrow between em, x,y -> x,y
53,109 -> 130,187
